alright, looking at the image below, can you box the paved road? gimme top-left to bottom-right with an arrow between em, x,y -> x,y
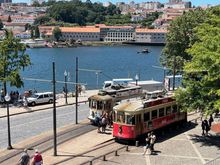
0,102 -> 90,149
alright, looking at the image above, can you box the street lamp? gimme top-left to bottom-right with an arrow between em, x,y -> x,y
64,70 -> 68,105
5,93 -> 12,150
135,74 -> 139,86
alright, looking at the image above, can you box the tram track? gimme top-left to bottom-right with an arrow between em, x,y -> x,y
0,122 -> 96,164
53,139 -> 125,165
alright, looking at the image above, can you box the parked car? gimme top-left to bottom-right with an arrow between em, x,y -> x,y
27,92 -> 53,106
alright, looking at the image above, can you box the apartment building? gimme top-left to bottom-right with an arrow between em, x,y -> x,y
135,28 -> 167,45
100,25 -> 135,42
60,27 -> 100,41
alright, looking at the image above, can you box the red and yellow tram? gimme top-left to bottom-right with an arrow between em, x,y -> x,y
113,94 -> 187,140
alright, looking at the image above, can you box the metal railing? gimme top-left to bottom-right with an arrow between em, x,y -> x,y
80,145 -> 129,165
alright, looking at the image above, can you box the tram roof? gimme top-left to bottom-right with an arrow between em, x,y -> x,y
114,94 -> 174,113
114,100 -> 143,112
89,94 -> 113,101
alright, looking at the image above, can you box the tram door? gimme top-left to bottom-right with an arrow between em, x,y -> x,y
136,114 -> 142,135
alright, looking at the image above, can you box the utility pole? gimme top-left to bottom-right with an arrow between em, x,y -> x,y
75,57 -> 78,124
172,55 -> 176,91
52,62 -> 57,156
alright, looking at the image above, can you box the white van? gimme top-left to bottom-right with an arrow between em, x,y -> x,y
27,92 -> 53,106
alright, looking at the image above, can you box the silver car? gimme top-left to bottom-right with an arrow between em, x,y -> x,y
27,92 -> 53,106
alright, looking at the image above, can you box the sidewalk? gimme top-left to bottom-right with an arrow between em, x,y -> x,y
0,90 -> 99,118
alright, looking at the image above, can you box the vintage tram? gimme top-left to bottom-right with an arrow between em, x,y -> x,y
113,93 -> 187,140
88,85 -> 144,123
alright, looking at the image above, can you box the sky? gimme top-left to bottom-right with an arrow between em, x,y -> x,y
13,0 -> 220,7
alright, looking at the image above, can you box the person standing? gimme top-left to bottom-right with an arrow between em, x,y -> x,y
32,149 -> 43,165
208,115 -> 214,127
201,120 -> 206,136
101,114 -> 107,133
204,119 -> 210,136
149,132 -> 156,154
18,149 -> 30,165
143,133 -> 151,155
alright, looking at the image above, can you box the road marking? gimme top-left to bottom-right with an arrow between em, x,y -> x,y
185,132 -> 206,164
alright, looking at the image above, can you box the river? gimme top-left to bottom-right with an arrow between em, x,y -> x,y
7,45 -> 164,93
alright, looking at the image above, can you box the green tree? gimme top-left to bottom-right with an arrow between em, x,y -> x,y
174,6 -> 220,115
34,16 -> 51,25
0,30 -> 31,97
7,15 -> 12,22
52,27 -> 62,41
34,26 -> 40,38
0,19 -> 3,30
161,9 -> 207,72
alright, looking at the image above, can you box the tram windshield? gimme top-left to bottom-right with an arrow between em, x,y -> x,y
116,111 -> 125,123
126,115 -> 135,125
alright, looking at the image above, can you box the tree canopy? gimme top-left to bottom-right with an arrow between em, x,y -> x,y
0,30 -> 31,95
52,27 -> 62,41
166,7 -> 220,115
46,1 -> 121,26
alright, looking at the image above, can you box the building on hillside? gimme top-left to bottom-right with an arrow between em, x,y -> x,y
12,16 -> 36,25
4,22 -> 27,32
13,30 -> 31,39
135,28 -> 167,45
60,27 -> 100,41
131,15 -> 145,22
99,25 -> 135,42
164,1 -> 191,9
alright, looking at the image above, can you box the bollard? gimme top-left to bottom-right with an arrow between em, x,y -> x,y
115,150 -> 118,156
126,145 -> 129,151
89,161 -> 93,165
135,141 -> 139,147
103,155 -> 106,161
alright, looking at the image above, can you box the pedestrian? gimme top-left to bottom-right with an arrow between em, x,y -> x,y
95,112 -> 101,133
149,132 -> 156,154
18,148 -> 30,165
201,120 -> 206,136
208,115 -> 214,127
31,149 -> 43,165
101,114 -> 107,133
204,119 -> 210,136
143,133 -> 151,155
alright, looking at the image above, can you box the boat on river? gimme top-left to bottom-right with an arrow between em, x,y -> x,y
137,48 -> 150,54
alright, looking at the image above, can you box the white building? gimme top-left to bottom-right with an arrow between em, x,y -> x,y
135,28 -> 167,44
164,1 -> 191,9
60,27 -> 100,41
101,26 -> 135,42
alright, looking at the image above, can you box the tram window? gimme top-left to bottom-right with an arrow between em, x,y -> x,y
172,105 -> 178,113
113,111 -> 116,122
97,101 -> 103,110
159,108 -> 165,117
127,115 -> 135,125
92,101 -> 96,108
117,112 -> 125,123
144,112 -> 150,122
136,114 -> 141,123
151,110 -> 158,119
166,106 -> 171,115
